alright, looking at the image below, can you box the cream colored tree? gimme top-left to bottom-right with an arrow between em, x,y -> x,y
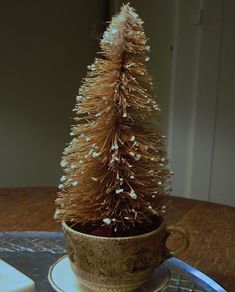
55,4 -> 171,232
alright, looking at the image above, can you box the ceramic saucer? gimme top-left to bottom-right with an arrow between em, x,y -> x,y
48,255 -> 170,292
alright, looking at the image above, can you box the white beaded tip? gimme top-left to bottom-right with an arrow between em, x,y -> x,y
103,218 -> 111,225
76,95 -> 83,102
130,136 -> 135,142
92,151 -> 101,158
116,188 -> 124,194
60,175 -> 67,182
60,159 -> 67,168
129,190 -> 137,200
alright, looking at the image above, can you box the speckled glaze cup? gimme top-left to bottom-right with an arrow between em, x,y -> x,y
62,216 -> 188,292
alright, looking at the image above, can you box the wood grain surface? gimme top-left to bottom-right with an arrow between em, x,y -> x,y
0,187 -> 234,291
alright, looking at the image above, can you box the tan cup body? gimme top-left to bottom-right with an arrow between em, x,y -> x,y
62,217 -> 188,292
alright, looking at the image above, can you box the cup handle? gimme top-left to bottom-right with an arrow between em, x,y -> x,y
162,225 -> 189,259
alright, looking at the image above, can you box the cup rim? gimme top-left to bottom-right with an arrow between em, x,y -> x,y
62,215 -> 165,240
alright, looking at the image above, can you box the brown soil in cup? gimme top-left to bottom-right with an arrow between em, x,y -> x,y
67,215 -> 162,237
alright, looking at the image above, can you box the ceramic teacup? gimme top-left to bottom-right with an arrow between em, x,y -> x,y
62,216 -> 188,292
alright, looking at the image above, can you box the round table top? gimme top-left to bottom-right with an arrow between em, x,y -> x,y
0,187 -> 234,291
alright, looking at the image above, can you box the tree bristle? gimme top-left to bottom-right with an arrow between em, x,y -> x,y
54,4 -> 171,232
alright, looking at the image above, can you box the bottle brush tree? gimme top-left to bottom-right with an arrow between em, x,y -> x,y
55,3 -> 171,233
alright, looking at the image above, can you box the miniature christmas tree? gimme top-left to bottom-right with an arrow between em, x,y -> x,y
55,4 -> 171,233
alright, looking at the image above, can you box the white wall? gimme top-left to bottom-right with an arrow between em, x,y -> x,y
0,0 -> 107,187
168,0 -> 203,198
168,0 -> 235,207
168,0 -> 224,198
210,0 -> 235,206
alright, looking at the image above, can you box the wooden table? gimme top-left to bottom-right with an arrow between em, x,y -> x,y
0,187 -> 234,291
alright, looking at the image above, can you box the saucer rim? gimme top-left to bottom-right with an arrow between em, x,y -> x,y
48,255 -> 170,292
48,254 -> 68,292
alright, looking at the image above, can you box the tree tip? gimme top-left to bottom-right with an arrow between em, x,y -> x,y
120,2 -> 136,14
